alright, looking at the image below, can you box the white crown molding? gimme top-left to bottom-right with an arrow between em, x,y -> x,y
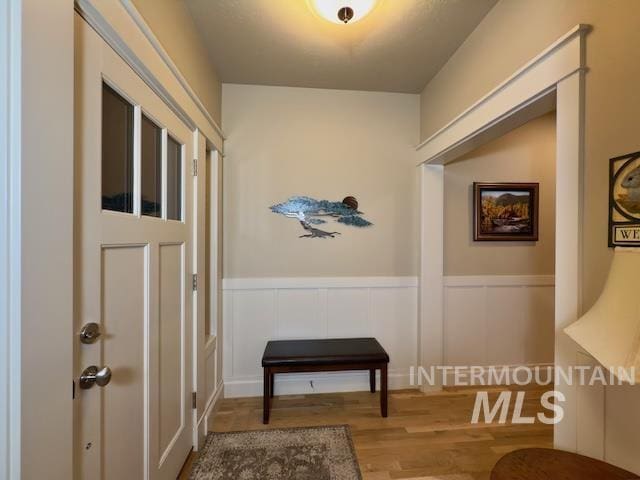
118,0 -> 225,141
222,276 -> 419,290
75,0 -> 225,150
415,24 -> 590,165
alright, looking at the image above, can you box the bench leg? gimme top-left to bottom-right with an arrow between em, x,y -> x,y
270,372 -> 275,398
369,369 -> 376,393
263,367 -> 270,424
381,363 -> 388,418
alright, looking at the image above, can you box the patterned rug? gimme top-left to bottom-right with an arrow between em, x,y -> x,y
190,425 -> 362,480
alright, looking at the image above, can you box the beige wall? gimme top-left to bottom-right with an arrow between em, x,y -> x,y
444,113 -> 556,276
421,0 -> 640,472
131,0 -> 222,124
222,84 -> 420,278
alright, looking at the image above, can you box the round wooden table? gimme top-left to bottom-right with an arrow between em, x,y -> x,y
491,448 -> 640,480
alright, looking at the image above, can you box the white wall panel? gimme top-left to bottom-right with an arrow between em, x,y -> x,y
278,289 -> 324,338
370,287 -> 418,369
223,275 -> 551,397
524,286 -> 556,363
486,286 -> 527,365
327,288 -> 369,338
223,277 -> 418,397
445,286 -> 487,366
444,276 -> 555,367
222,290 -> 233,382
231,290 -> 276,378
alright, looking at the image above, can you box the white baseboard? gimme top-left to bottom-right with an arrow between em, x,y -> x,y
224,369 -> 413,398
204,381 -> 224,425
194,381 -> 224,450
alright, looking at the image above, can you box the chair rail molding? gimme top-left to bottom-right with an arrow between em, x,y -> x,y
417,24 -> 590,455
74,0 -> 225,151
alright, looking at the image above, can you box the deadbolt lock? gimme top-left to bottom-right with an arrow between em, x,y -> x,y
79,322 -> 101,344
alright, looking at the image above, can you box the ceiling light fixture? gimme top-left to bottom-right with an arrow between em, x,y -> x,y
309,0 -> 377,25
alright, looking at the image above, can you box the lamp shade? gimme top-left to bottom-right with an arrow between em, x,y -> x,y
564,248 -> 640,382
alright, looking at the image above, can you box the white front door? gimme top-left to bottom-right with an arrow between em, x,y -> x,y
75,15 -> 193,480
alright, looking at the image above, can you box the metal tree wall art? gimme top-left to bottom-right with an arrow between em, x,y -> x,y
270,195 -> 373,238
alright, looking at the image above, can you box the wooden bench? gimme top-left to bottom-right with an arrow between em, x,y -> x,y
261,338 -> 390,424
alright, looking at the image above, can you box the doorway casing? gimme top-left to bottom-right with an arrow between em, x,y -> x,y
417,24 -> 590,453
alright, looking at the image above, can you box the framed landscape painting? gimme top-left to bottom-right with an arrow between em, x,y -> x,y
473,182 -> 539,241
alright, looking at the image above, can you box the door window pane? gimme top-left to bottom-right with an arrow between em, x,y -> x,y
141,114 -> 162,217
167,136 -> 182,221
102,84 -> 134,213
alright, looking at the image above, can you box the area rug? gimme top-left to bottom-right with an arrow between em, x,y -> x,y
189,425 -> 362,480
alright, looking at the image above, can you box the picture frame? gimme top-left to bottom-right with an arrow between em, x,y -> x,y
473,182 -> 539,241
608,151 -> 640,247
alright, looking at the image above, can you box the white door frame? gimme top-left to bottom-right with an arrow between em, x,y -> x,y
417,25 -> 590,453
192,139 -> 224,450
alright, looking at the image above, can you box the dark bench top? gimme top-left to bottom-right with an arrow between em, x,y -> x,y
262,338 -> 389,367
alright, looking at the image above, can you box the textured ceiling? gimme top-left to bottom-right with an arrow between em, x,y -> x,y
185,0 -> 497,93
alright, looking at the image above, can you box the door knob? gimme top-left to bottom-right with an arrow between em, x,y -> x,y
79,365 -> 112,389
79,322 -> 101,344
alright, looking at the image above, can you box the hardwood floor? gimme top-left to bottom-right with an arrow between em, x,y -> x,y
179,385 -> 553,479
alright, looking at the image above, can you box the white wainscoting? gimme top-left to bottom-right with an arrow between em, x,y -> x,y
222,277 -> 418,398
444,275 -> 555,367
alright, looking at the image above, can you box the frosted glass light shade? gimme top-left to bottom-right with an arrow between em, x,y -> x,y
564,248 -> 640,382
309,0 -> 377,24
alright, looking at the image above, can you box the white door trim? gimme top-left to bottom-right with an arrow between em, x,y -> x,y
0,1 -> 22,478
74,0 -> 225,151
415,24 -> 589,163
418,25 -> 590,453
193,148 -> 223,447
119,1 -> 225,142
192,131 -> 224,450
